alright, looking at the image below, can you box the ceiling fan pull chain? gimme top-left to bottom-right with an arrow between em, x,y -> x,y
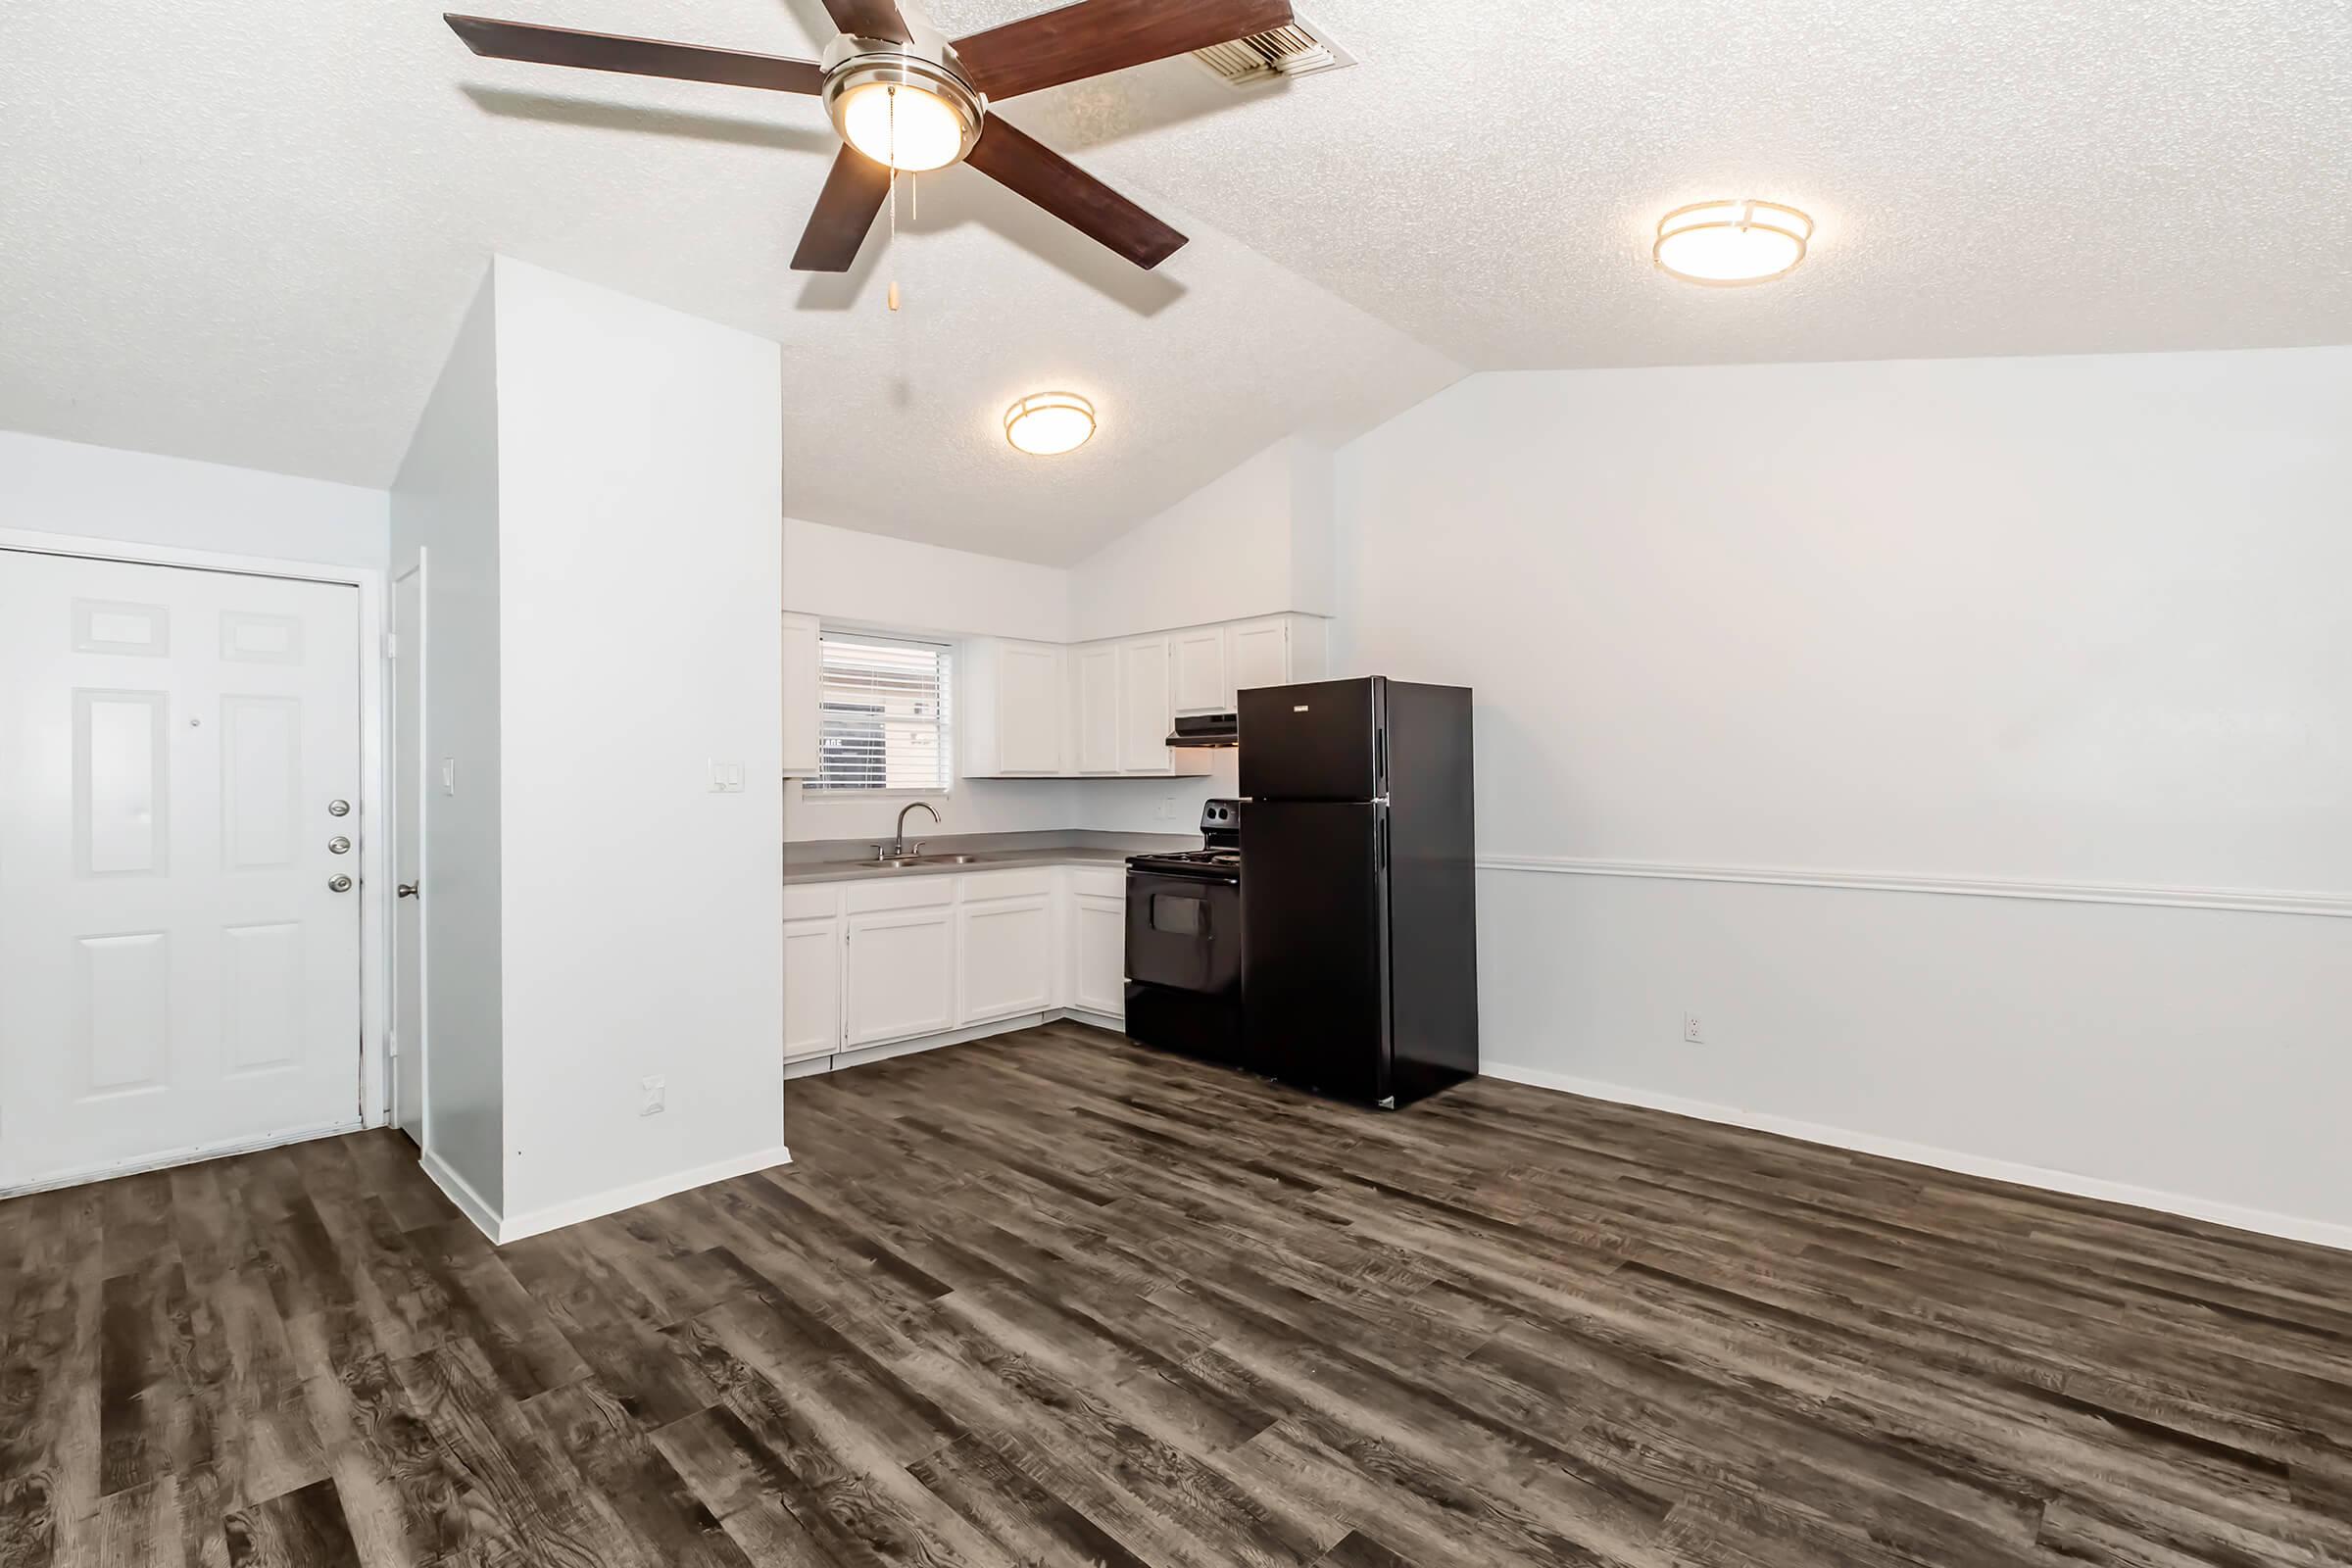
886,86 -> 902,313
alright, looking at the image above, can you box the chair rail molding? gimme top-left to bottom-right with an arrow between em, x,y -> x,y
1475,855 -> 2352,920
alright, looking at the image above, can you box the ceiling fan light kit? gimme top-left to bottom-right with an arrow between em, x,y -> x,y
1004,392 -> 1097,457
1653,199 -> 1814,286
821,32 -> 985,172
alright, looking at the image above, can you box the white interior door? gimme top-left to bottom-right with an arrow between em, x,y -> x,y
0,549 -> 364,1190
392,561 -> 425,1144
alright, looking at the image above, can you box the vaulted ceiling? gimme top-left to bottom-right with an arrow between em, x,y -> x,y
4,0 -> 2346,563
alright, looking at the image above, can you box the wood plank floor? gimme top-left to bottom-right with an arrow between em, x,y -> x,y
5,1020 -> 2351,1566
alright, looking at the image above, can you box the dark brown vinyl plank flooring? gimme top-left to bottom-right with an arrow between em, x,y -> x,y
5,1020 -> 2350,1566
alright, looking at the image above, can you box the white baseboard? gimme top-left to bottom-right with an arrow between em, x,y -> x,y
420,1148 -> 505,1241
1,1118 -> 367,1199
1482,1060 -> 2352,1255
422,1143 -> 795,1246
495,1145 -> 795,1246
785,1008 -> 1127,1082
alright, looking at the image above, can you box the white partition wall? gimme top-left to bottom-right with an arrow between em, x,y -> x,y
390,259 -> 786,1242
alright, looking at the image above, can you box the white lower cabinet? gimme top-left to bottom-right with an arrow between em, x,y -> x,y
843,881 -> 956,1048
783,915 -> 842,1061
1068,868 -> 1127,1017
786,862 -> 1124,1069
956,872 -> 1055,1024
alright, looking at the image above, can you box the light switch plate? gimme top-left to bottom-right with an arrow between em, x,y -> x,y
709,760 -> 745,794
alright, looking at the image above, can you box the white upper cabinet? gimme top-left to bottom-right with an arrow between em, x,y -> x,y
1229,615 -> 1291,698
960,638 -> 1065,776
1118,636 -> 1175,773
1073,644 -> 1120,774
965,616 -> 1323,779
1171,626 -> 1231,716
782,612 -> 821,777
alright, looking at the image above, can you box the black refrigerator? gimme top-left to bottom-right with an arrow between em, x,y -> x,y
1238,676 -> 1479,1108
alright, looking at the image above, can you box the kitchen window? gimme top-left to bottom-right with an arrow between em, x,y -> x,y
808,631 -> 954,794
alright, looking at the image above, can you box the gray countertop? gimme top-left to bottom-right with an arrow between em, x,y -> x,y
783,829 -> 1196,885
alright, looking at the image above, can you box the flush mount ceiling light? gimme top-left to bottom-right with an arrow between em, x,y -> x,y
1653,199 -> 1814,286
820,34 -> 984,172
1004,392 -> 1096,457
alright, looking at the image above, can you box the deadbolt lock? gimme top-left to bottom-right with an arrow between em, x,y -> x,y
328,836 -> 352,855
327,799 -> 351,817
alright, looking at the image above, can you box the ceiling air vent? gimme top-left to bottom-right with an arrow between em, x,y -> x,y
1192,16 -> 1355,87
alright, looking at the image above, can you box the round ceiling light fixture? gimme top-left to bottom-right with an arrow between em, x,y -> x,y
1004,392 -> 1097,457
821,34 -> 986,172
1653,199 -> 1814,286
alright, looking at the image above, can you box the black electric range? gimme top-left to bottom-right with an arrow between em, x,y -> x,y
1124,800 -> 1244,1064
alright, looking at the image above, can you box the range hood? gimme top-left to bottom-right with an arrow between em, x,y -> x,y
1166,712 -> 1239,748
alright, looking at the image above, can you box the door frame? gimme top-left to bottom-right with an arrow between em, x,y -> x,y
390,553 -> 428,1150
0,526 -> 391,1139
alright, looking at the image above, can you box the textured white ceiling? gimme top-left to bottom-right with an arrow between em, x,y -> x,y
5,0 -> 2347,562
979,0 -> 2352,371
0,0 -> 1458,562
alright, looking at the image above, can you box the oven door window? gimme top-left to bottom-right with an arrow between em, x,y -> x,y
1152,893 -> 1205,936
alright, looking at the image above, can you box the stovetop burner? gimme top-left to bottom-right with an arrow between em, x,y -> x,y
1127,799 -> 1246,879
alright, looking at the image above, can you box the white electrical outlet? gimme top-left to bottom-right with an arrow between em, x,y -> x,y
1684,1012 -> 1704,1044
639,1075 -> 666,1116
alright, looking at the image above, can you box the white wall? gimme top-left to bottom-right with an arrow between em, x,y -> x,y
786,515 -> 1068,642
1337,346 -> 2352,1243
1067,436 -> 1337,641
493,259 -> 786,1231
0,428 -> 387,569
388,272 -> 506,1213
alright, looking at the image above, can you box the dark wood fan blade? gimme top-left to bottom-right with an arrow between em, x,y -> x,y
446,15 -> 822,93
819,0 -> 911,43
964,117 -> 1186,270
792,147 -> 894,271
954,0 -> 1294,101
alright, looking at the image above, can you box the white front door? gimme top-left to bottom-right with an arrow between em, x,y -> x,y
392,561 -> 425,1144
0,549 -> 365,1190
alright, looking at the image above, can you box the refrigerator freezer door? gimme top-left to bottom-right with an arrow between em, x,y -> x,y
1239,678 -> 1382,803
1240,800 -> 1390,1104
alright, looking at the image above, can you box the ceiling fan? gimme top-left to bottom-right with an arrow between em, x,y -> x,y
447,0 -> 1295,272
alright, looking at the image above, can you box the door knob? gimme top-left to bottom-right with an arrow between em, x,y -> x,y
397,883 -> 419,899
328,875 -> 354,893
327,836 -> 352,855
327,799 -> 351,817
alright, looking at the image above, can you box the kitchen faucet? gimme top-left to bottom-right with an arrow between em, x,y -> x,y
888,800 -> 941,858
